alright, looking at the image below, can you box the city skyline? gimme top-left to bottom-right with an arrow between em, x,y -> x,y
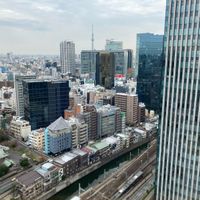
0,0 -> 165,54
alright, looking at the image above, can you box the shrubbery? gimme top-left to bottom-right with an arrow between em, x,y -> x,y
0,164 -> 9,177
19,158 -> 30,168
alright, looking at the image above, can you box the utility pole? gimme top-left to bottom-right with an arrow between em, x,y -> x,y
78,183 -> 85,197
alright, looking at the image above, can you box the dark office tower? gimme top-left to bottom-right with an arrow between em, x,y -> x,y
23,80 -> 70,130
96,52 -> 115,89
156,0 -> 200,200
126,49 -> 133,69
136,33 -> 164,112
83,104 -> 98,141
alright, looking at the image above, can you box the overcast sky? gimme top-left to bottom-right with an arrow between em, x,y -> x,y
0,0 -> 166,55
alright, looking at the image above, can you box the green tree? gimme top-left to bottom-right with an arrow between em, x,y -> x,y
0,164 -> 9,177
0,133 -> 9,142
19,158 -> 30,168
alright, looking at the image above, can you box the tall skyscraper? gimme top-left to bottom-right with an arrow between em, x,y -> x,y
96,52 -> 115,89
136,33 -> 163,112
15,74 -> 36,117
105,39 -> 123,51
135,33 -> 163,77
81,50 -> 99,74
156,0 -> 200,199
60,41 -> 76,74
23,79 -> 70,130
113,50 -> 128,75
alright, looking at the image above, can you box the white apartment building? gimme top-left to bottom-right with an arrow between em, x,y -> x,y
29,128 -> 45,151
60,41 -> 76,74
10,117 -> 31,141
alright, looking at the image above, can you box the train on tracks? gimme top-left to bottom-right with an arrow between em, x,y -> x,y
117,170 -> 144,197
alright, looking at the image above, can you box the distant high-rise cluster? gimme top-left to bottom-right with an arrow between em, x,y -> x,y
60,41 -> 76,74
156,0 -> 200,199
80,39 -> 133,81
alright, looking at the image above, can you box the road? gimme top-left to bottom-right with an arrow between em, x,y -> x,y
0,134 -> 50,195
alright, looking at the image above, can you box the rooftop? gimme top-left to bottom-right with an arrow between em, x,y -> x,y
16,171 -> 42,187
47,116 -> 70,131
91,141 -> 109,151
102,136 -> 119,145
0,149 -> 8,159
54,152 -> 78,165
23,79 -> 68,83
30,128 -> 44,135
71,149 -> 87,156
42,162 -> 55,170
134,128 -> 146,134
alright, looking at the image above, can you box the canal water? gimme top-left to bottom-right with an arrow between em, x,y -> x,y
49,144 -> 147,200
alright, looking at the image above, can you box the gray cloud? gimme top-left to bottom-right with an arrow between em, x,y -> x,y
0,0 -> 165,54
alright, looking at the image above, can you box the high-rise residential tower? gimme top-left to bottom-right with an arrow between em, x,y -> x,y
156,0 -> 200,199
60,41 -> 76,74
15,74 -> 36,117
136,33 -> 163,112
115,93 -> 138,125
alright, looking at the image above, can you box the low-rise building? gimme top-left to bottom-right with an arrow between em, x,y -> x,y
36,162 -> 61,191
134,128 -> 146,138
81,146 -> 98,163
10,116 -> 31,141
71,149 -> 88,168
102,136 -> 121,152
54,152 -> 79,177
15,171 -> 43,200
90,141 -> 110,158
29,128 -> 45,151
117,133 -> 130,148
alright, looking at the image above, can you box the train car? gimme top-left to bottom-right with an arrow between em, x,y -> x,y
118,170 -> 143,195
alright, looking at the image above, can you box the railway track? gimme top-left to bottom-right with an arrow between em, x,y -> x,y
80,140 -> 157,200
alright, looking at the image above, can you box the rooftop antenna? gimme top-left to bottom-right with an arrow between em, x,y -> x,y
90,25 -> 95,78
91,24 -> 94,51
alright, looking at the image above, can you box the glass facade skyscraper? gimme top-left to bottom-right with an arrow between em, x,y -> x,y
23,80 -> 70,130
156,0 -> 200,199
136,33 -> 164,112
